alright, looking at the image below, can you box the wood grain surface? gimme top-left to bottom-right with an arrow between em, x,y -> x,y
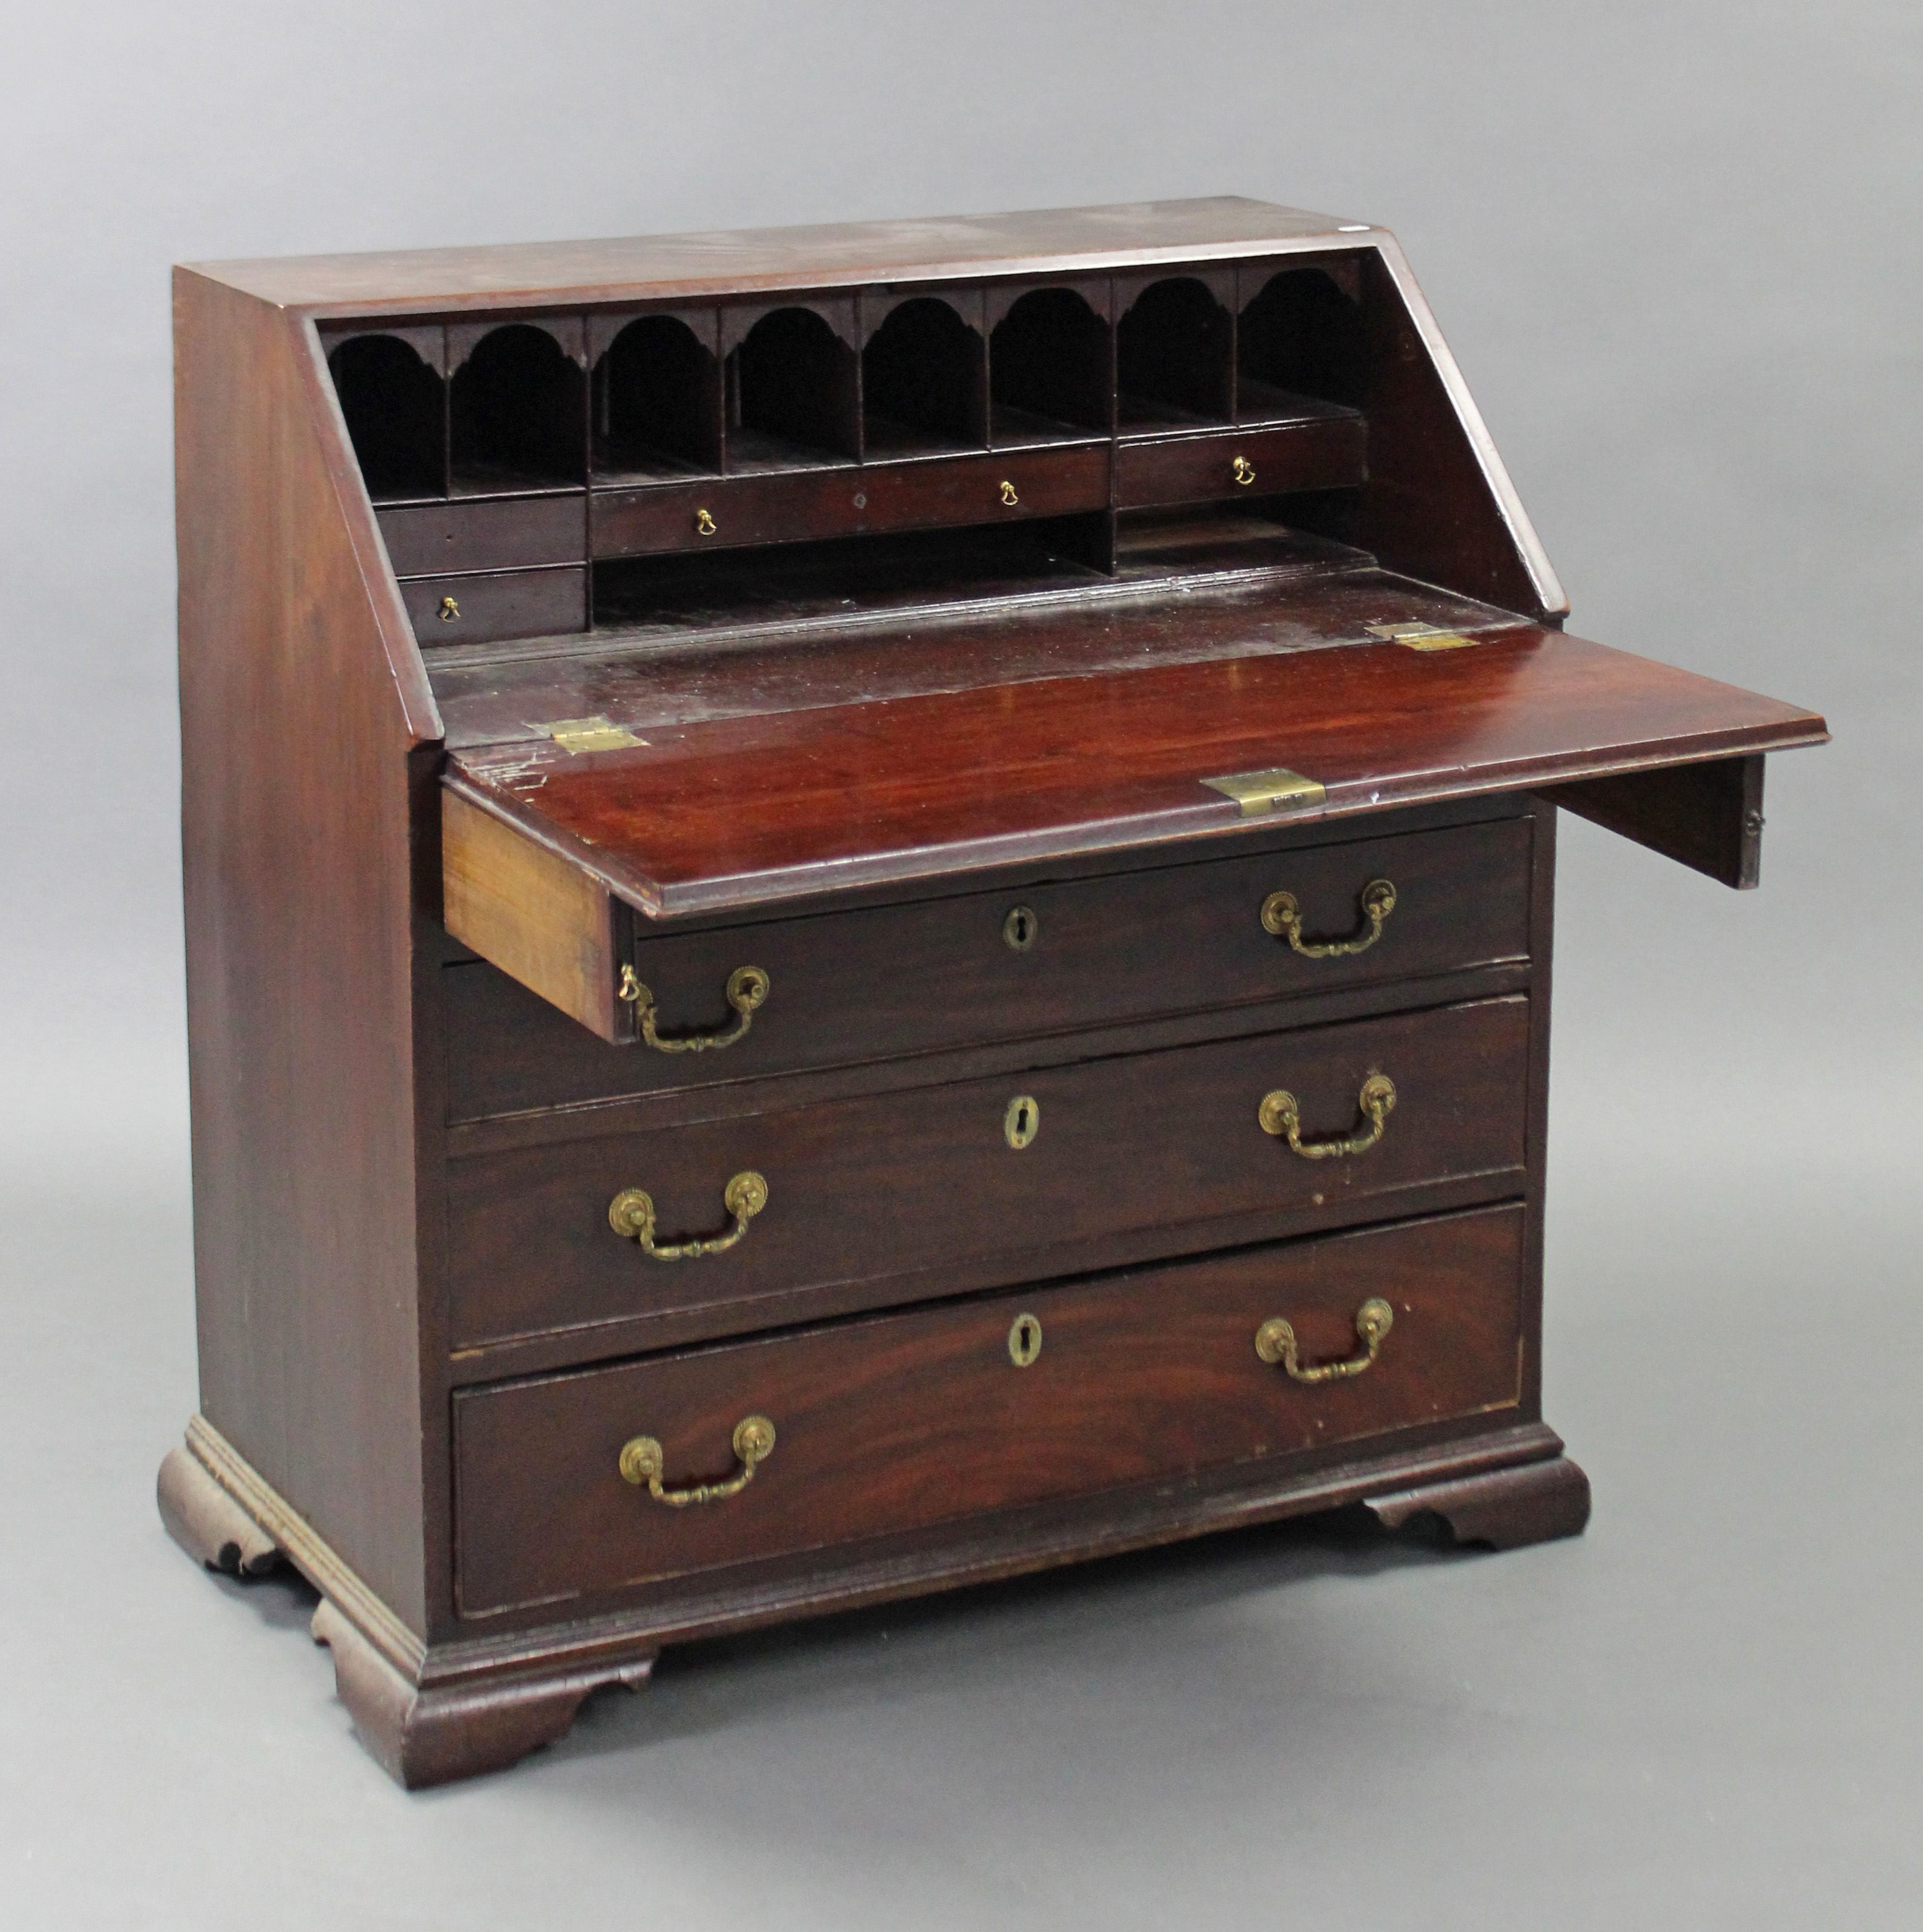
189,198 -> 1359,312
443,808 -> 1534,1111
445,995 -> 1530,1349
175,274 -> 436,1633
446,619 -> 1824,918
452,1203 -> 1526,1616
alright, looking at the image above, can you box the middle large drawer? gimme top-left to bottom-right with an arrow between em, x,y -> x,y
447,995 -> 1529,1351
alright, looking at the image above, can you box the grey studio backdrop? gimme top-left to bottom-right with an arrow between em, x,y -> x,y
2,4 -> 1917,1926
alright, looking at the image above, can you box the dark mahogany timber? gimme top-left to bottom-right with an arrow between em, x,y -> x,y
165,197 -> 1823,1787
444,806 -> 1536,1102
454,1206 -> 1528,1618
400,566 -> 587,646
378,494 -> 587,578
1365,1453 -> 1592,1549
1112,414 -> 1365,509
446,997 -> 1530,1351
311,1602 -> 657,1790
1547,752 -> 1768,889
592,444 -> 1111,559
158,1444 -> 282,1578
444,622 -> 1823,921
175,269 -> 438,1640
165,1395 -> 1580,1785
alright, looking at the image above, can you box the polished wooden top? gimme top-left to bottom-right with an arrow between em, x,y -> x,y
443,578 -> 1826,917
184,197 -> 1363,314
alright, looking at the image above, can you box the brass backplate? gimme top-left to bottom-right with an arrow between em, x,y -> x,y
1201,767 -> 1328,815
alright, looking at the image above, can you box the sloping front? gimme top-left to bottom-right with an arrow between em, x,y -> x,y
444,623 -> 1825,922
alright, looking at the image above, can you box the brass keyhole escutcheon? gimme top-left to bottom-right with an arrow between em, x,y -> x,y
1008,1312 -> 1043,1367
999,479 -> 1019,507
694,508 -> 717,536
1232,455 -> 1256,487
1004,1094 -> 1040,1149
1002,904 -> 1038,951
438,596 -> 460,622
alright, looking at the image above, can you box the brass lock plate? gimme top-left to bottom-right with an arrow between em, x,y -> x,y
1004,1094 -> 1040,1149
1008,1312 -> 1042,1367
1002,904 -> 1038,951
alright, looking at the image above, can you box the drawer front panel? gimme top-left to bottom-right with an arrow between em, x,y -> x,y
1113,416 -> 1367,511
446,813 -> 1535,1120
378,494 -> 586,577
454,1203 -> 1526,1616
447,995 -> 1529,1348
590,445 -> 1108,560
401,566 -> 587,645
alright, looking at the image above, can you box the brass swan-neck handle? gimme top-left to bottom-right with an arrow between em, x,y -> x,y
620,1415 -> 776,1507
1261,878 -> 1398,958
620,964 -> 768,1053
608,1172 -> 767,1260
1256,1299 -> 1394,1384
1259,1073 -> 1396,1160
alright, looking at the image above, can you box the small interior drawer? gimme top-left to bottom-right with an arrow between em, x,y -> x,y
442,807 -> 1536,1115
1113,414 -> 1366,511
452,1202 -> 1526,1616
377,494 -> 586,578
400,567 -> 587,646
445,994 -> 1530,1349
589,444 -> 1108,560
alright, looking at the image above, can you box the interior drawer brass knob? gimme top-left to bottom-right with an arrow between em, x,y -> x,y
1261,878 -> 1397,956
1259,1073 -> 1396,1159
608,1171 -> 767,1260
999,479 -> 1019,507
620,963 -> 768,1052
1256,1298 -> 1394,1383
1232,455 -> 1256,487
438,595 -> 460,622
694,507 -> 718,536
620,1414 -> 776,1507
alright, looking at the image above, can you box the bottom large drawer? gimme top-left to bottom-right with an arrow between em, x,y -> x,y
453,1203 -> 1526,1618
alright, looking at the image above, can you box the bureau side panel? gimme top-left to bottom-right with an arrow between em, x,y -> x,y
1355,242 -> 1565,621
175,271 -> 434,1634
1520,801 -> 1555,1422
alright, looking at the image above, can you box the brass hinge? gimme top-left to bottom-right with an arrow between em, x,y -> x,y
1364,622 -> 1479,651
537,714 -> 644,753
1201,766 -> 1328,815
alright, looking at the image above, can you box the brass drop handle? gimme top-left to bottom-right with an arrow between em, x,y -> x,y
608,1171 -> 768,1260
999,479 -> 1019,506
694,508 -> 717,536
1256,1299 -> 1394,1383
1259,1073 -> 1396,1159
620,963 -> 767,1052
1232,454 -> 1256,487
620,1415 -> 776,1507
438,595 -> 460,622
1261,878 -> 1397,957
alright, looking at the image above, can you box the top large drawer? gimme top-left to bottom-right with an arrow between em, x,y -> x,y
444,810 -> 1535,1120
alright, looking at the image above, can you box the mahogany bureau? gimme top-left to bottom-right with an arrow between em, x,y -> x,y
157,197 -> 1826,1787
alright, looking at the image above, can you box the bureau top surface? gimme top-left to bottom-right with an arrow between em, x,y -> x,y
443,562 -> 1826,918
183,197 -> 1359,313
